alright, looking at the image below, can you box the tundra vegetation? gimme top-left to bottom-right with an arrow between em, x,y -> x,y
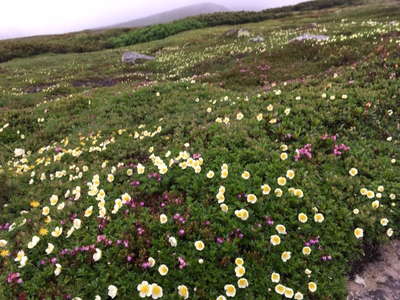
0,0 -> 399,299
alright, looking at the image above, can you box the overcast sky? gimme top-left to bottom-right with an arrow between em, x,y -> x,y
0,0 -> 306,39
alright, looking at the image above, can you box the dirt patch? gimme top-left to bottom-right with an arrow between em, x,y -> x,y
347,240 -> 400,300
71,73 -> 153,88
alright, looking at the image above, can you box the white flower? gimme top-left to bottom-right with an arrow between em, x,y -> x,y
54,264 -> 62,276
46,243 -> 54,255
14,148 -> 25,157
108,285 -> 118,299
168,236 -> 177,247
28,235 -> 40,249
73,219 -> 82,230
93,248 -> 102,262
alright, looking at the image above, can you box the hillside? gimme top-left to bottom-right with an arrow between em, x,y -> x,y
0,0 -> 399,299
0,0 -> 361,63
107,2 -> 230,28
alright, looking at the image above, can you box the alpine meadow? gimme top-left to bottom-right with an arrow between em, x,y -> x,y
0,0 -> 399,299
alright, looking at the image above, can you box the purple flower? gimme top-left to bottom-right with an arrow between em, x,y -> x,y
294,144 -> 312,161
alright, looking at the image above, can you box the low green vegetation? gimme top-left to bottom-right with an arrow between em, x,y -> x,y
0,1 -> 399,299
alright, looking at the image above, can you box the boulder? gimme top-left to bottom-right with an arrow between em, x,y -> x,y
121,52 -> 155,64
223,28 -> 239,37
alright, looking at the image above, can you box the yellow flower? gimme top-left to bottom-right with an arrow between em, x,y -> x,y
51,226 -> 63,238
237,278 -> 249,288
271,272 -> 280,283
151,284 -> 163,299
284,288 -> 294,298
276,224 -> 287,235
308,282 -> 317,293
354,228 -> 364,239
39,228 -> 48,236
49,195 -> 58,206
275,284 -> 286,295
280,153 -> 288,160
281,251 -> 291,262
224,284 -> 236,297
280,144 -> 288,151
0,250 -> 9,257
294,189 -> 304,198
267,104 -> 274,111
42,206 -> 50,216
380,218 -> 389,226
387,228 -> 394,237
241,171 -> 250,180
360,188 -> 368,195
277,177 -> 287,186
246,194 -> 257,204
349,168 -> 358,176
194,241 -> 205,251
216,296 -> 227,300
256,113 -> 263,121
314,213 -> 324,223
270,235 -> 281,246
206,171 -> 215,178
275,188 -> 283,197
107,174 -> 114,182
236,112 -> 244,120
234,209 -> 249,221
158,264 -> 169,276
294,292 -> 304,299
302,247 -> 312,255
235,257 -> 244,266
84,206 -> 93,217
371,200 -> 380,209
216,193 -> 225,203
286,170 -> 295,179
177,285 -> 189,299
221,169 -> 228,179
30,201 -> 40,208
220,204 -> 228,213
235,265 -> 246,277
261,184 -> 271,195
366,190 -> 375,199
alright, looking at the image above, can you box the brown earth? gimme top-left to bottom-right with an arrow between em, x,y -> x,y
348,240 -> 400,300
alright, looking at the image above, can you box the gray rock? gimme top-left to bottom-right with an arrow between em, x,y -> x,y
250,36 -> 265,43
223,28 -> 239,37
290,34 -> 329,42
223,28 -> 250,38
121,52 -> 155,64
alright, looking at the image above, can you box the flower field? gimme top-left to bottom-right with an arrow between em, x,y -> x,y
0,1 -> 399,299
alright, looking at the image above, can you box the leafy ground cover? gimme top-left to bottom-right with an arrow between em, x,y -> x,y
0,1 -> 399,299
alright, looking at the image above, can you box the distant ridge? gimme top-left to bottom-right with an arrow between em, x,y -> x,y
107,2 -> 230,28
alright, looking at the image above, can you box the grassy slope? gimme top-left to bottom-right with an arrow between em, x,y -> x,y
0,1 -> 399,299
